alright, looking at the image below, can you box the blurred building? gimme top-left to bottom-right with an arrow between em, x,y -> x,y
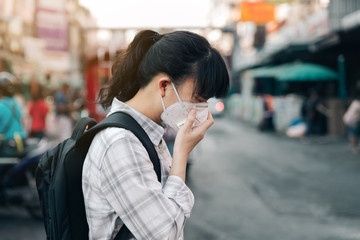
228,0 -> 360,136
0,0 -> 95,92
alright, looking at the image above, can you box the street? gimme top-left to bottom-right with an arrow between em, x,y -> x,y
1,116 -> 360,240
185,116 -> 360,240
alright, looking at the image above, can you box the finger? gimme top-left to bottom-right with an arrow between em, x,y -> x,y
183,108 -> 196,129
193,111 -> 214,133
207,111 -> 213,121
202,111 -> 214,130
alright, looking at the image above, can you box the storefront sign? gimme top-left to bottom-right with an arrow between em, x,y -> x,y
239,1 -> 276,24
36,0 -> 68,51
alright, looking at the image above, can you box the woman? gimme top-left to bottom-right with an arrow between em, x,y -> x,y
82,30 -> 229,239
28,85 -> 49,140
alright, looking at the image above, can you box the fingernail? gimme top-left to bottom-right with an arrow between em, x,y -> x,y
190,108 -> 196,115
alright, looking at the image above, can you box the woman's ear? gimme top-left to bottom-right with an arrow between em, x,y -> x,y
158,76 -> 172,97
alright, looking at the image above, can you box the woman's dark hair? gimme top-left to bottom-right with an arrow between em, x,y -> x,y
98,30 -> 230,109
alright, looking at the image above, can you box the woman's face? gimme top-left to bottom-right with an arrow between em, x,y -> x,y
165,78 -> 206,108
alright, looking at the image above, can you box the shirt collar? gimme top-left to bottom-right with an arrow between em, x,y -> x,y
108,98 -> 165,146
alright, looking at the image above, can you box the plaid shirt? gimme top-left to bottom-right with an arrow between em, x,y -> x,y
82,98 -> 194,240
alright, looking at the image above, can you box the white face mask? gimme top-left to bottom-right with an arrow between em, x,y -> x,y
160,82 -> 209,131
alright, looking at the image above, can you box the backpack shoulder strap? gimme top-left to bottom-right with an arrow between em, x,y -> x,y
77,111 -> 162,182
71,117 -> 97,140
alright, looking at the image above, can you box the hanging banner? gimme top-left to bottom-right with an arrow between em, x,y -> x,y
239,1 -> 276,24
36,0 -> 68,52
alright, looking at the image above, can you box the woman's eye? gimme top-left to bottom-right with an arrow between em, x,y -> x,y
196,97 -> 207,103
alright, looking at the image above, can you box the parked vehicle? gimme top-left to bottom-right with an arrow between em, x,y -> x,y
0,138 -> 53,219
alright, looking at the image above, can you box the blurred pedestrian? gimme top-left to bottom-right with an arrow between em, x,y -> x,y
71,88 -> 88,121
302,89 -> 330,140
343,96 -> 360,153
0,72 -> 26,157
83,30 -> 229,239
28,85 -> 49,140
258,94 -> 275,131
54,83 -> 72,141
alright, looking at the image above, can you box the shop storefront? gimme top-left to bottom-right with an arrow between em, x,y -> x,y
230,3 -> 360,137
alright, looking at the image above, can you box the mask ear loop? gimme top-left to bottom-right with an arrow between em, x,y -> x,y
171,82 -> 198,124
160,81 -> 179,115
160,95 -> 167,114
170,82 -> 184,106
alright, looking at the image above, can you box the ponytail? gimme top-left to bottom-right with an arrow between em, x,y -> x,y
98,30 -> 161,109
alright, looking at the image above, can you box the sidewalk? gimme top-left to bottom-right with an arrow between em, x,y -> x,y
232,115 -> 358,156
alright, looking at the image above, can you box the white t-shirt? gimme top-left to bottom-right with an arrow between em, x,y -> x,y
343,100 -> 360,127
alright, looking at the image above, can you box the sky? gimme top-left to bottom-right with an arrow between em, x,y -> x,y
79,0 -> 212,28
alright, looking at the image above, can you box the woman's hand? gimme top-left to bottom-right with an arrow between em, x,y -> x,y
174,109 -> 214,157
170,109 -> 214,181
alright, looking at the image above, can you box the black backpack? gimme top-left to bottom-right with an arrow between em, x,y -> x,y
35,111 -> 161,240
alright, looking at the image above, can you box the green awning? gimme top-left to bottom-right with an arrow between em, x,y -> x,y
248,66 -> 281,78
275,63 -> 338,82
249,62 -> 338,82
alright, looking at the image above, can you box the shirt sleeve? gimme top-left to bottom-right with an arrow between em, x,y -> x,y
99,132 -> 194,240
